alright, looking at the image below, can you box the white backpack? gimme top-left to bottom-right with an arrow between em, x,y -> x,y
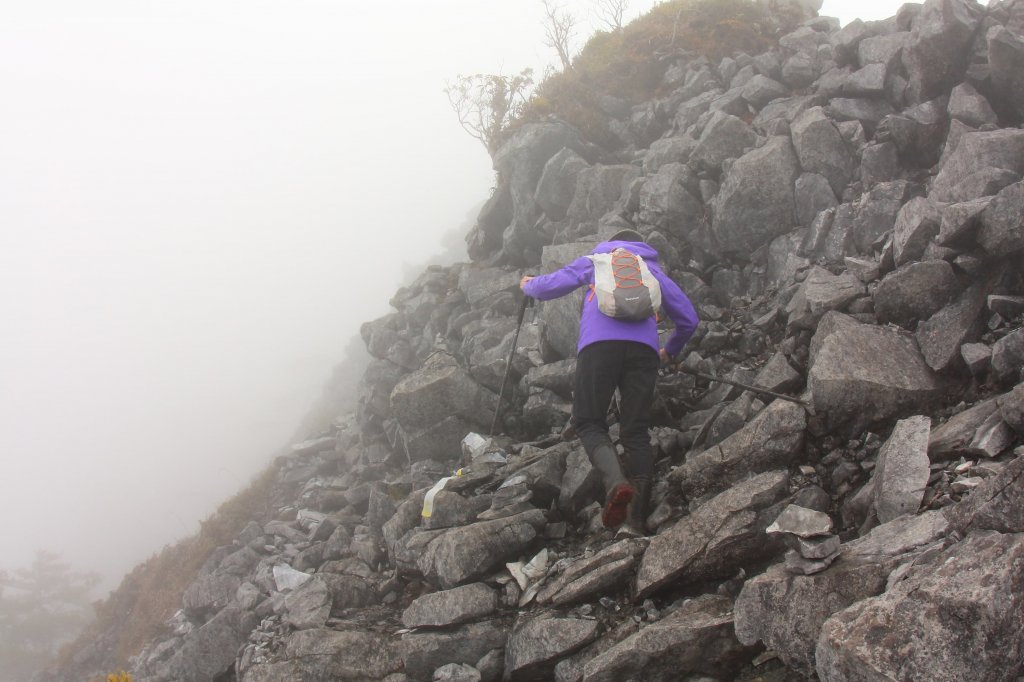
586,248 -> 662,320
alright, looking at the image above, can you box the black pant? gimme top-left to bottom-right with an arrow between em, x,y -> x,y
572,340 -> 659,480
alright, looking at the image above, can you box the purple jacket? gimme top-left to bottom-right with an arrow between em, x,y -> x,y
523,240 -> 700,357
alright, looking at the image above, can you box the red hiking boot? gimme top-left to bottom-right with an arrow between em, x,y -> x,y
601,482 -> 635,529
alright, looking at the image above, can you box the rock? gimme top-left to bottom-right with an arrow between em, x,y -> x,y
808,312 -> 948,432
859,141 -> 900,188
849,180 -> 914,254
936,196 -> 990,246
637,164 -> 704,247
402,583 -> 498,629
505,617 -> 598,680
945,455 -> 1024,534
791,107 -> 857,195
458,267 -> 523,308
961,342 -> 991,376
928,398 -> 999,460
557,446 -> 602,515
978,180 -> 1024,257
401,620 -> 509,681
433,663 -> 482,682
417,509 -> 547,589
535,148 -> 590,221
901,0 -> 981,104
711,136 -> 800,257
946,81 -> 997,127
766,504 -> 833,537
536,241 -> 596,359
825,97 -> 894,135
858,32 -> 912,68
636,470 -> 789,599
166,606 -> 260,682
892,196 -> 941,266
753,351 -> 802,394
884,97 -> 950,169
841,63 -> 887,97
537,539 -> 645,606
872,260 -> 962,327
741,74 -> 789,108
966,410 -> 1015,458
872,416 -> 931,523
831,19 -> 874,64
915,280 -> 990,372
733,511 -> 950,676
785,266 -> 865,330
931,129 -> 1024,202
581,595 -> 758,682
642,136 -> 697,174
669,400 -> 806,499
988,25 -> 1024,119
182,573 -> 241,620
525,359 -> 575,401
795,534 -> 841,560
564,165 -> 641,239
283,576 -> 332,630
991,328 -> 1024,384
997,384 -> 1024,435
795,172 -> 838,227
690,111 -> 759,172
816,531 -> 1024,682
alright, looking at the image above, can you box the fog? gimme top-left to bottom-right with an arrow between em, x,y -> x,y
0,0 -> 906,597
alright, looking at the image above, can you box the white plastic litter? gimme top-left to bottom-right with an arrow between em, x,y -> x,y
272,564 -> 313,592
461,432 -> 491,459
499,474 -> 528,490
522,548 -> 549,580
506,561 -> 529,591
421,469 -> 464,518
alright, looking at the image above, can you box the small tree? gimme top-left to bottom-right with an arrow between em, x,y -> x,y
542,0 -> 577,72
595,0 -> 629,31
0,551 -> 100,678
444,69 -> 534,155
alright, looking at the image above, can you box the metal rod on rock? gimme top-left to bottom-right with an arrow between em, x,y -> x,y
670,364 -> 809,407
490,295 -> 531,436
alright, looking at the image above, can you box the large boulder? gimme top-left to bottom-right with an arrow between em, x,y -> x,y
915,280 -> 990,372
872,416 -> 931,523
668,400 -> 806,499
816,531 -> 1024,681
978,180 -> 1024,257
872,260 -> 962,327
417,509 -> 547,589
808,312 -> 949,432
581,595 -> 758,682
734,511 -> 950,676
401,620 -> 509,681
535,148 -> 590,221
165,606 -> 260,682
637,163 -> 704,246
891,195 -> 941,266
241,629 -> 402,682
711,136 -> 800,257
791,107 -> 857,196
901,0 -> 981,104
636,470 -> 790,599
785,266 -> 864,331
505,617 -> 599,680
690,111 -> 759,172
988,25 -> 1024,120
535,241 -> 597,359
563,165 -> 641,240
945,454 -> 1024,534
930,129 -> 1024,202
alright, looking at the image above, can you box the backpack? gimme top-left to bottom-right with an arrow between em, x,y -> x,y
586,248 -> 662,320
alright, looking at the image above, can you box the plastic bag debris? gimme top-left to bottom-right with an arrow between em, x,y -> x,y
421,469 -> 465,518
273,564 -> 312,592
461,432 -> 491,459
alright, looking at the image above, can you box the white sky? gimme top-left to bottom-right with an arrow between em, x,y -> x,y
0,0 -> 908,594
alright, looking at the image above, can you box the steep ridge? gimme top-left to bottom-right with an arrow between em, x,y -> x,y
41,0 -> 1024,680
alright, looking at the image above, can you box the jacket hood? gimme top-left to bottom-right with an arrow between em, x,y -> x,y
592,240 -> 660,262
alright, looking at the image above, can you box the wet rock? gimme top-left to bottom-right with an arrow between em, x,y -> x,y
282,577 -> 332,630
243,629 -> 401,681
581,595 -> 758,682
808,312 -> 948,432
858,32 -> 912,69
817,531 -> 1024,682
402,583 -> 498,629
417,509 -> 547,589
505,617 -> 598,680
711,136 -> 800,257
872,260 -> 961,327
642,136 -> 697,174
636,470 -> 789,598
182,573 -> 241,621
883,97 -> 949,169
564,165 -> 641,239
961,342 -> 991,376
734,511 -> 950,675
669,400 -> 805,499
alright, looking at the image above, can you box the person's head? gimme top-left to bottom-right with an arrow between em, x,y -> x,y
609,228 -> 645,243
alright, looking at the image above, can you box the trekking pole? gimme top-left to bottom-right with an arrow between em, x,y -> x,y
490,295 -> 532,436
669,363 -> 810,407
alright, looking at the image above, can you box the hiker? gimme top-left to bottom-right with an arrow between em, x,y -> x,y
520,228 -> 699,535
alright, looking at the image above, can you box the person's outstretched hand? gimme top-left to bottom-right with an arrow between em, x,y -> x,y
520,276 -> 534,291
659,348 -> 670,365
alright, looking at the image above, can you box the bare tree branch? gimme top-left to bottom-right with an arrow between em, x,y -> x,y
444,69 -> 534,155
542,0 -> 577,72
595,0 -> 629,31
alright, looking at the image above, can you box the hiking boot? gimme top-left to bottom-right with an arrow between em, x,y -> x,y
617,476 -> 651,538
590,444 -> 634,529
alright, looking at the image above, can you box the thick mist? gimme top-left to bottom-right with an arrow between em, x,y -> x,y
0,0 -> 904,601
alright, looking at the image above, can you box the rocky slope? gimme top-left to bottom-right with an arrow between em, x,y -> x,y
46,0 -> 1024,679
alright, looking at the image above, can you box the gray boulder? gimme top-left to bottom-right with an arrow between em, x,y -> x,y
637,163 -> 704,245
711,136 -> 800,257
998,383 -> 1024,435
795,172 -> 838,227
182,573 -> 240,621
892,196 -> 941,266
581,595 -> 758,682
668,400 -> 806,499
791,107 -> 857,195
402,582 -> 497,629
505,617 -> 599,680
808,312 -> 948,432
816,531 -> 1024,682
643,135 -> 697,174
901,0 -> 980,104
849,180 -> 914,254
537,538 -> 646,606
989,25 -> 1024,119
945,455 -> 1024,534
734,511 -> 950,675
417,509 -> 546,589
936,196 -> 990,246
991,327 -> 1024,384
636,470 -> 789,599
283,576 -> 332,630
872,416 -> 931,523
785,266 -> 864,331
931,129 -> 1024,202
857,32 -> 912,68
536,241 -> 596,359
916,280 -> 990,372
165,606 -> 259,682
978,180 -> 1024,257
928,398 -> 999,460
690,111 -> 759,172
872,260 -> 962,327
564,165 -> 640,240
401,620 -> 508,681
741,74 -> 789,108
535,148 -> 590,221
946,82 -> 997,127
